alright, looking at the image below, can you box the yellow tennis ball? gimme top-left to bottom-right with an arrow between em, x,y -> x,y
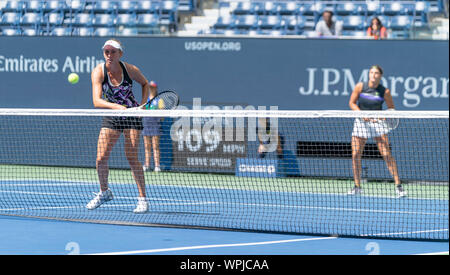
68,73 -> 79,84
158,99 -> 165,109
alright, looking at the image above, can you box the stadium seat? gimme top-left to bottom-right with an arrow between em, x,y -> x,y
72,13 -> 94,27
336,2 -> 365,16
235,15 -> 258,29
136,1 -> 160,13
1,12 -> 21,26
214,15 -> 235,29
262,1 -> 276,14
390,15 -> 413,30
233,1 -> 252,15
414,1 -> 430,15
117,27 -> 138,36
94,14 -> 115,27
21,13 -> 43,26
22,27 -> 40,36
50,27 -> 72,36
342,15 -> 366,30
92,1 -> 116,13
137,13 -> 158,27
94,27 -> 116,36
25,1 -> 45,12
68,0 -> 86,13
281,15 -> 305,30
116,13 -> 137,27
47,12 -> 64,25
271,1 -> 298,15
73,27 -> 94,36
258,15 -> 281,29
2,28 -> 21,35
382,2 -> 408,16
45,0 -> 67,12
1,0 -> 25,12
178,0 -> 195,12
301,2 -> 326,16
365,1 -> 381,16
161,1 -> 177,13
117,1 -> 136,13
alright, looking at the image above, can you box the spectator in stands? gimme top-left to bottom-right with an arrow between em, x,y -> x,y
257,117 -> 284,160
87,39 -> 151,214
315,10 -> 343,37
367,17 -> 388,40
142,80 -> 162,173
348,65 -> 405,198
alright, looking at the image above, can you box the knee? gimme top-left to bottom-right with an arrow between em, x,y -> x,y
96,155 -> 108,167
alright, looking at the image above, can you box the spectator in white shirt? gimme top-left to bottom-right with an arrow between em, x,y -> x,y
315,10 -> 342,37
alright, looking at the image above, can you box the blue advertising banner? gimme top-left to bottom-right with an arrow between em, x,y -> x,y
0,36 -> 448,110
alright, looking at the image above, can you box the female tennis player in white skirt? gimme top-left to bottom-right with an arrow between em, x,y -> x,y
348,65 -> 406,198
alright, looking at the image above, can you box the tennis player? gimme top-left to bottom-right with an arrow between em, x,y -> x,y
348,65 -> 406,198
142,80 -> 162,173
86,39 -> 151,213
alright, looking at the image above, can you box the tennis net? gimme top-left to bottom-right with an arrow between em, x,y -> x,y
0,109 -> 448,241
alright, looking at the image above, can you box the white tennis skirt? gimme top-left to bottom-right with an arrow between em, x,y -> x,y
352,118 -> 390,139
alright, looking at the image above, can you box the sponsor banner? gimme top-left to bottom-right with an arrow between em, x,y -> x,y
171,118 -> 247,172
0,37 -> 447,110
236,158 -> 279,178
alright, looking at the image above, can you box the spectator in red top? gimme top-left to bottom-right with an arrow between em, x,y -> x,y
367,17 -> 387,39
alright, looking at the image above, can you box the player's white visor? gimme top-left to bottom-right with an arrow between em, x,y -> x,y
102,40 -> 123,51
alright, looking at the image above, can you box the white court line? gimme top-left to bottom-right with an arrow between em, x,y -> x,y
0,189 -> 446,217
88,236 -> 338,255
2,179 -> 448,202
414,251 -> 449,255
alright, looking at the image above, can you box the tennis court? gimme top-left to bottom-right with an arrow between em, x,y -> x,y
0,214 -> 448,256
0,110 -> 448,257
1,165 -> 448,240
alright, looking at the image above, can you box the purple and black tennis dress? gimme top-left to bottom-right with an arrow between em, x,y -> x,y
101,61 -> 143,131
352,82 -> 388,138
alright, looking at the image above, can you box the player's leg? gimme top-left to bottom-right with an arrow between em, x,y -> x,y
87,127 -> 121,210
96,127 -> 121,191
374,135 -> 405,197
351,136 -> 367,188
152,135 -> 161,171
348,136 -> 366,195
374,135 -> 401,185
143,135 -> 152,171
124,129 -> 146,198
124,129 -> 149,213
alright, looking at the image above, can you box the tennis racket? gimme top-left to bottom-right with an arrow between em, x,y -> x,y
141,90 -> 180,110
373,109 -> 399,131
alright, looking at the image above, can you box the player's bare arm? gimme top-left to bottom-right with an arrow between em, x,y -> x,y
349,82 -> 364,111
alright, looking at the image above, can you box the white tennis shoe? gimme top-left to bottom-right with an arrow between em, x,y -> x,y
86,189 -> 113,210
396,185 -> 407,198
347,186 -> 363,195
134,197 -> 149,214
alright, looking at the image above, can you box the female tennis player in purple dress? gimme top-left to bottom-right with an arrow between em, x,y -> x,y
348,65 -> 405,198
87,39 -> 151,213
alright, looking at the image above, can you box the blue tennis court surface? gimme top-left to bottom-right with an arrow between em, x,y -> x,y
0,215 -> 448,255
0,179 -> 448,241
